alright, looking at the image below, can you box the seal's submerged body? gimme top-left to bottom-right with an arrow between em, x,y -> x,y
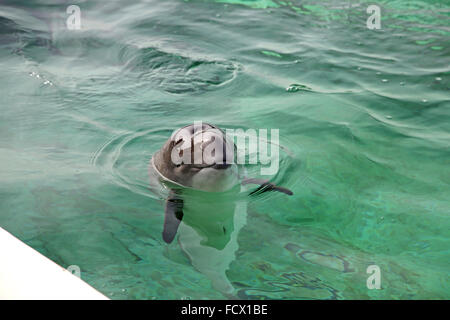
149,123 -> 292,296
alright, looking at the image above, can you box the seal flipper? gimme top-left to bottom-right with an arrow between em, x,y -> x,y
162,191 -> 184,244
242,178 -> 293,196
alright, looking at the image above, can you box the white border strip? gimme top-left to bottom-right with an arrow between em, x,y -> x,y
0,227 -> 108,300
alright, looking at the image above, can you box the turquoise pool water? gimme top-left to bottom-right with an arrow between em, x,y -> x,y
0,0 -> 448,299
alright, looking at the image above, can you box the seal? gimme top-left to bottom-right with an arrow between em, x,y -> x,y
149,123 -> 293,296
151,122 -> 292,242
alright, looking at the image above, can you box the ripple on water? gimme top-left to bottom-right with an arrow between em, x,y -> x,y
285,83 -> 312,93
92,125 -> 301,203
284,243 -> 355,273
91,128 -> 172,200
120,46 -> 240,94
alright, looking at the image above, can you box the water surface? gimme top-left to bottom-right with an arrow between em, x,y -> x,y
0,0 -> 449,299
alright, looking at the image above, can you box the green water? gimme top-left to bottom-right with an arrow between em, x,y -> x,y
0,0 -> 449,299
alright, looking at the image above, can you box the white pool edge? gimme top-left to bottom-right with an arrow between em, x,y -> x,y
0,227 -> 108,300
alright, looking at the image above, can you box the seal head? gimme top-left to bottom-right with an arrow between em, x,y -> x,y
152,123 -> 239,192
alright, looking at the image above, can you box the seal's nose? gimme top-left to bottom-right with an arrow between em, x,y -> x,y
213,163 -> 231,170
